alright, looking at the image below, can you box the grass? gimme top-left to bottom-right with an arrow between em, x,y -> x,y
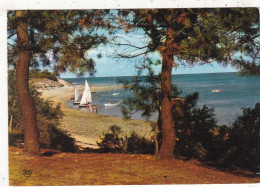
59,107 -> 152,149
9,83 -> 260,185
9,146 -> 260,185
29,78 -> 49,84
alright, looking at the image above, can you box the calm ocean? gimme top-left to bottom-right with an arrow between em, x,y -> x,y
64,72 -> 260,125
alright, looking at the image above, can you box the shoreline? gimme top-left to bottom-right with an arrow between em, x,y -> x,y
39,80 -> 153,149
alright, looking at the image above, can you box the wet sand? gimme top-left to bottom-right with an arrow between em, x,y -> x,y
40,83 -> 153,149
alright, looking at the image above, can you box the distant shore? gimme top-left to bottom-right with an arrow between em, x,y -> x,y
40,81 -> 123,106
39,79 -> 153,149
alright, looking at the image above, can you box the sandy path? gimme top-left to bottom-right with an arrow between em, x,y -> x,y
40,84 -> 153,149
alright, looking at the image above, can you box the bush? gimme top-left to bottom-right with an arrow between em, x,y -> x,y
97,125 -> 127,153
171,92 -> 218,160
8,69 -> 78,152
29,69 -> 59,81
224,103 -> 260,171
50,126 -> 77,152
120,68 -> 218,160
127,132 -> 154,154
98,125 -> 154,154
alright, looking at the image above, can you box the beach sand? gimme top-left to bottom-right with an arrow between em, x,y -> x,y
40,83 -> 153,149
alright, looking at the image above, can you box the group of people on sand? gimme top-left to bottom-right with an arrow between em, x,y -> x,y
87,103 -> 98,113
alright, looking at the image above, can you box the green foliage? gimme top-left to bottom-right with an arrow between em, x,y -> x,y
121,63 -> 260,171
120,60 -> 181,120
8,10 -> 109,75
97,125 -> 127,153
121,64 -> 218,160
29,69 -> 59,81
9,134 -> 24,147
8,70 -> 23,130
98,125 -> 154,154
8,70 -> 77,151
189,103 -> 260,172
50,126 -> 78,152
174,95 -> 217,160
126,132 -> 154,154
225,103 -> 260,171
116,8 -> 259,68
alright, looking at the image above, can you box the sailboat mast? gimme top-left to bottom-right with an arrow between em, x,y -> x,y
114,76 -> 115,93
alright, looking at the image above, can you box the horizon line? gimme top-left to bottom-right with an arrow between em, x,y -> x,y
61,71 -> 238,79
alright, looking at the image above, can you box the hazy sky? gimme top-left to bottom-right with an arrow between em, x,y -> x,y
60,31 -> 238,78
60,55 -> 237,78
60,39 -> 238,78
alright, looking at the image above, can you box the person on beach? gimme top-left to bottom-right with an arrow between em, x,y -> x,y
88,103 -> 93,112
92,105 -> 97,113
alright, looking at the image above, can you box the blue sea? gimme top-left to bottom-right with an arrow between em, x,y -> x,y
64,72 -> 260,125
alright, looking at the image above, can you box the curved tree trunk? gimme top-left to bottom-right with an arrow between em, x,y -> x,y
158,27 -> 176,159
15,11 -> 40,155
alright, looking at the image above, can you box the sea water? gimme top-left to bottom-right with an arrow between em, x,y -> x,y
64,72 -> 260,125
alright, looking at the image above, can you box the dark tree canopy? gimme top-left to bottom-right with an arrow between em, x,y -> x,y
7,9 -> 260,156
109,8 -> 259,158
7,10 -> 110,154
8,10 -> 110,75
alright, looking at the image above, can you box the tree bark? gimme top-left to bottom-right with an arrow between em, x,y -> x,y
15,11 -> 40,155
154,121 -> 159,157
158,27 -> 176,159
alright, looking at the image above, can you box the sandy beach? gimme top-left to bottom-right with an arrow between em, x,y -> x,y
40,82 -> 153,149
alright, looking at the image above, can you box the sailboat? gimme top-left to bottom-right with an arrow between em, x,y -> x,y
73,88 -> 81,104
79,80 -> 93,107
112,77 -> 120,96
104,100 -> 121,107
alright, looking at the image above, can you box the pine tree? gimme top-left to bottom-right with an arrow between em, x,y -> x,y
112,8 -> 259,159
8,10 -> 108,154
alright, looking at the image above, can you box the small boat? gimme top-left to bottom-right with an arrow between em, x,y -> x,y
212,89 -> 222,92
73,88 -> 81,104
79,80 -> 93,107
104,102 -> 120,107
112,77 -> 120,96
112,92 -> 120,96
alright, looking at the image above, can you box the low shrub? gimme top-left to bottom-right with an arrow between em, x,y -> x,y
97,125 -> 127,153
127,132 -> 154,154
8,69 -> 78,152
29,69 -> 59,81
98,125 -> 154,154
224,103 -> 260,171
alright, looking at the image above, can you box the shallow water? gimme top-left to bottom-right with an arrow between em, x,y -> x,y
64,73 -> 260,125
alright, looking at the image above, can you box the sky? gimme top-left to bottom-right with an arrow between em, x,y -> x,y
1,1 -> 259,186
7,8 -> 257,79
59,28 -> 238,79
58,7 -> 254,79
60,52 -> 238,78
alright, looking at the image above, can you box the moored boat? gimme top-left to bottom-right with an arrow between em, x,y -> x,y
104,102 -> 120,107
212,89 -> 222,92
112,77 -> 120,96
73,88 -> 81,104
79,80 -> 93,107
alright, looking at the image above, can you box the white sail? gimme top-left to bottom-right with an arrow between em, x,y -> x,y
74,88 -> 80,102
80,80 -> 92,105
112,77 -> 120,96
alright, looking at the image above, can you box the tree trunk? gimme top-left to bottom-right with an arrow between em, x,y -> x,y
15,11 -> 40,155
9,101 -> 16,133
154,121 -> 159,157
158,27 -> 176,159
8,115 -> 13,133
